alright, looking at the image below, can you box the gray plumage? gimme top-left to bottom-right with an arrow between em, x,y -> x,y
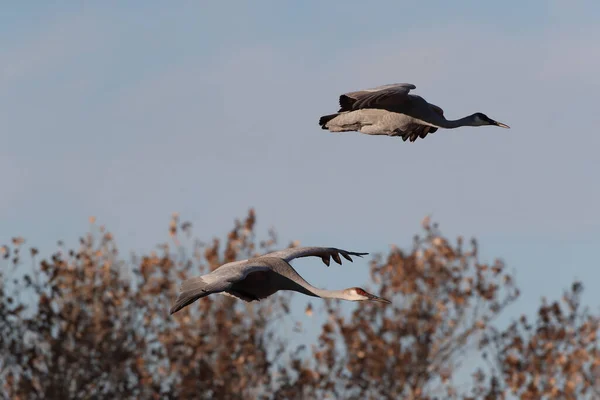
170,246 -> 390,314
319,83 -> 510,142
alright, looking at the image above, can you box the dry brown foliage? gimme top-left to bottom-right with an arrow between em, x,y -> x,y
0,210 -> 598,399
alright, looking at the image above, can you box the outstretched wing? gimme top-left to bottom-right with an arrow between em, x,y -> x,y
169,261 -> 272,314
263,246 -> 368,267
339,83 -> 416,112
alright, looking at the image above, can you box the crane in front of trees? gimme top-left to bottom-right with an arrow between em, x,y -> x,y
170,246 -> 390,314
319,83 -> 510,142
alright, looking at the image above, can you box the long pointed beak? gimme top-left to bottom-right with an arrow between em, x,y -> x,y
367,293 -> 391,304
493,120 -> 510,129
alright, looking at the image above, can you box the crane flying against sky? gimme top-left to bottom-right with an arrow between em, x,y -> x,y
170,246 -> 390,314
319,83 -> 510,142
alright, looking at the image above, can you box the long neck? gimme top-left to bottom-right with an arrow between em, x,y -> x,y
428,113 -> 477,129
261,257 -> 351,300
308,288 -> 351,300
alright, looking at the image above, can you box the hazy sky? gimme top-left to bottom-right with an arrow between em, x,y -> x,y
2,1 -> 600,342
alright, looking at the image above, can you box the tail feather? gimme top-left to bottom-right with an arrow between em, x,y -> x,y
318,113 -> 339,129
181,276 -> 206,292
170,288 -> 208,314
170,278 -> 210,314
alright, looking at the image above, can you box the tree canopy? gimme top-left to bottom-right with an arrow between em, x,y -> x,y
1,210 -> 598,399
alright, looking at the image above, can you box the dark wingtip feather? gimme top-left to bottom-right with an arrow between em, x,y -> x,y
342,251 -> 368,262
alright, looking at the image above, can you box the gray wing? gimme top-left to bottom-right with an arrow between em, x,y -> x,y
262,246 -> 368,267
169,261 -> 272,314
339,83 -> 416,112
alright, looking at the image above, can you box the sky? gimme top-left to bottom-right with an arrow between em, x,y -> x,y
2,0 -> 600,375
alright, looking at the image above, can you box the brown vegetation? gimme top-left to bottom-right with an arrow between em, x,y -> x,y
1,210 -> 598,399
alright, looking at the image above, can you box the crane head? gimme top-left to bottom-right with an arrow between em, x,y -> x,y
347,287 -> 391,304
472,112 -> 510,129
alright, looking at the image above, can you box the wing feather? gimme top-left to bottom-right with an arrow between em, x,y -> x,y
339,83 -> 416,112
263,246 -> 368,267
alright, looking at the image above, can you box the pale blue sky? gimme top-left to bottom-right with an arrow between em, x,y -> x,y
2,1 -> 600,354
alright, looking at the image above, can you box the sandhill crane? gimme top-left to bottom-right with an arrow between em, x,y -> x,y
319,83 -> 510,142
170,246 -> 390,314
